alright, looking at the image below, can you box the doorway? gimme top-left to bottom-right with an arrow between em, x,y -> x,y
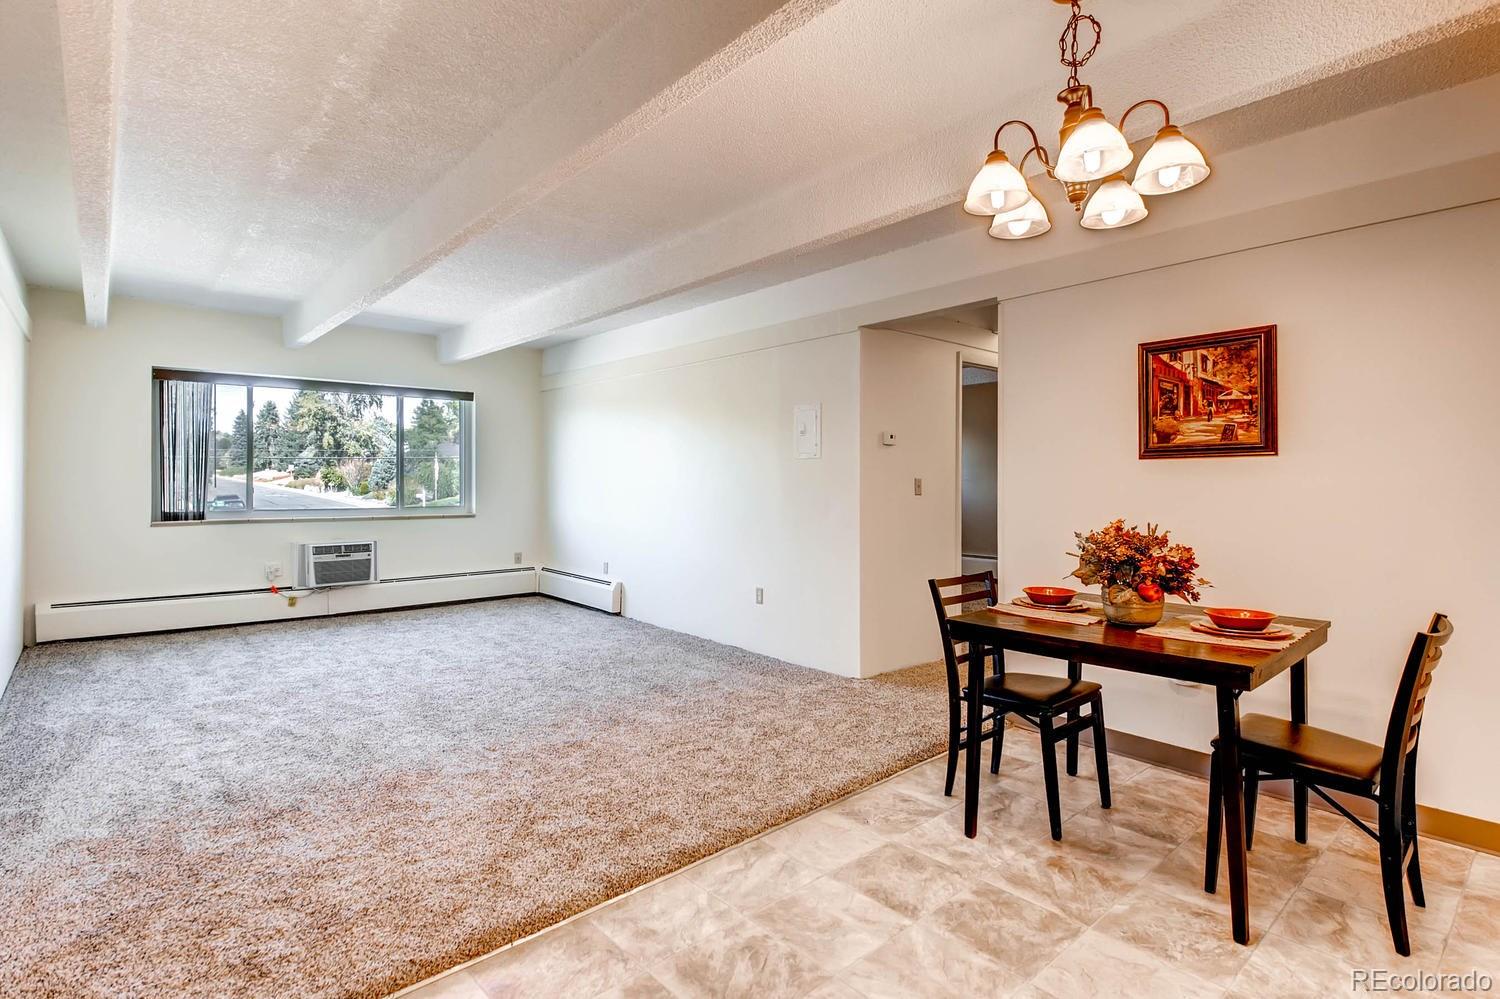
959,363 -> 998,577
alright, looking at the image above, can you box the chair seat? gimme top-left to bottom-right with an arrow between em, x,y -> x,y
1222,712 -> 1384,785
965,672 -> 1101,709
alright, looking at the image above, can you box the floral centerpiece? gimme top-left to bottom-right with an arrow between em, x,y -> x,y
1068,519 -> 1209,627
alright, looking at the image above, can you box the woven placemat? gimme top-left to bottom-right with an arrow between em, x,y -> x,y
989,602 -> 1104,626
1138,617 -> 1310,651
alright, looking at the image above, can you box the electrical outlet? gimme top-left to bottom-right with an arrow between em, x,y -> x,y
514,551 -> 523,565
264,561 -> 283,581
603,561 -> 610,575
913,477 -> 923,496
755,587 -> 764,605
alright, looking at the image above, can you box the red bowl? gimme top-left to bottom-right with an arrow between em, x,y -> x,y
1023,586 -> 1078,607
1204,608 -> 1277,632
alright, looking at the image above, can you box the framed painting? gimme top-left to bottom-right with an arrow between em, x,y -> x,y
1138,325 -> 1277,459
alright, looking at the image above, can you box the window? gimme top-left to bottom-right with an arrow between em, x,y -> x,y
153,369 -> 473,522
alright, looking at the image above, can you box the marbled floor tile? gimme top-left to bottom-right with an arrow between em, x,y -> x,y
1444,892 -> 1500,971
748,875 -> 910,970
586,874 -> 751,965
1093,884 -> 1260,986
684,838 -> 822,911
925,880 -> 1085,988
1226,931 -> 1362,999
840,920 -> 1016,999
828,841 -> 971,920
1029,928 -> 1224,999
1141,826 -> 1317,927
1233,790 -> 1347,850
802,982 -> 868,999
1438,929 -> 1500,994
1326,825 -> 1476,889
1300,846 -> 1464,931
1071,779 -> 1207,846
1270,885 -> 1446,973
1467,853 -> 1500,899
825,782 -> 955,838
1007,811 -> 1175,884
649,921 -> 828,999
1054,741 -> 1153,785
593,971 -> 675,999
758,809 -> 887,875
468,921 -> 638,999
980,837 -> 1151,925
402,968 -> 489,999
998,766 -> 1113,818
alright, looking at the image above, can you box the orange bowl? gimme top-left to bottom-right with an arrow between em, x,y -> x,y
1023,586 -> 1078,607
1204,608 -> 1277,632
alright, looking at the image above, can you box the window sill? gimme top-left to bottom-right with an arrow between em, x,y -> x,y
151,512 -> 477,527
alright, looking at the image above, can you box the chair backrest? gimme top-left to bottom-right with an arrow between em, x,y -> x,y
1379,612 -> 1453,794
927,571 -> 999,703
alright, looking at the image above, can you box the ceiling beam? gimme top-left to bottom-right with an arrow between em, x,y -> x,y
54,0 -> 121,327
282,0 -> 840,349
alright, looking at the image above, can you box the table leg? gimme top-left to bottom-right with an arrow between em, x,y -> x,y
1215,685 -> 1251,945
1291,658 -> 1309,844
963,639 -> 986,838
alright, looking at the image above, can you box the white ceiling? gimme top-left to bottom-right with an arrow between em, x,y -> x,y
1,0 -> 1497,355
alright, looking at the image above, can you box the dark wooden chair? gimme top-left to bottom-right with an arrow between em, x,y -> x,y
1205,613 -> 1452,956
928,571 -> 1112,840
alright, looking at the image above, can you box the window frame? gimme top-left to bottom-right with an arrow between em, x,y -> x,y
150,368 -> 476,524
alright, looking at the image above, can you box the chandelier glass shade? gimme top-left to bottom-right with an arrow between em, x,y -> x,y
968,0 -> 1211,241
989,191 -> 1051,239
963,150 -> 1032,216
1080,174 -> 1147,229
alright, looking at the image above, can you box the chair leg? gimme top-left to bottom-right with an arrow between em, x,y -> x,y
1245,770 -> 1260,851
1204,747 -> 1222,895
1037,713 -> 1063,841
1379,800 -> 1412,957
990,711 -> 1005,775
1403,762 -> 1425,908
944,701 -> 960,797
1065,708 -> 1080,777
1293,779 -> 1308,845
1090,697 -> 1111,809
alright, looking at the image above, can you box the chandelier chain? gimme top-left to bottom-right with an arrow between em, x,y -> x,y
1058,0 -> 1101,88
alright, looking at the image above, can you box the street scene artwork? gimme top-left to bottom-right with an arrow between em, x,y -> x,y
1138,325 -> 1278,459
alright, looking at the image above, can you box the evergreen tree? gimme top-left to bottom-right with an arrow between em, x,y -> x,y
225,409 -> 250,472
252,400 -> 281,471
403,399 -> 459,501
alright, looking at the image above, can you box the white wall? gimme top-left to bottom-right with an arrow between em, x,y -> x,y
24,291 -> 544,631
1000,201 -> 1500,823
858,326 -> 996,676
545,328 -> 863,675
0,226 -> 27,696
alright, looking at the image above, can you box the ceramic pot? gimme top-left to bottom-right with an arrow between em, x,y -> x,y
1100,584 -> 1164,628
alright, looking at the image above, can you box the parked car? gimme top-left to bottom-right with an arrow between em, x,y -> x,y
208,494 -> 246,512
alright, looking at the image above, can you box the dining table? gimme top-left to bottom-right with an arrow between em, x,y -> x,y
946,598 -> 1331,945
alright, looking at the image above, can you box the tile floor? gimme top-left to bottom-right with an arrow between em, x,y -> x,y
398,731 -> 1499,998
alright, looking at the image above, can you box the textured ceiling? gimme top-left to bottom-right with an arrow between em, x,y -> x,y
2,0 -> 1498,352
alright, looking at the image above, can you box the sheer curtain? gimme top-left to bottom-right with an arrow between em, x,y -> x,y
156,379 -> 214,521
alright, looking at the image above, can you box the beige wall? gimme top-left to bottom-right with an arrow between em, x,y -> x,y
545,328 -> 864,675
23,291 -> 545,634
999,201 -> 1500,823
0,227 -> 25,695
858,326 -> 996,675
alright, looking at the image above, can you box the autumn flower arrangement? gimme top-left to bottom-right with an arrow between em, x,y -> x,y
1069,519 -> 1210,626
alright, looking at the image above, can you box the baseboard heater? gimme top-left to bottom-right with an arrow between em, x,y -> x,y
35,567 -> 540,643
538,568 -> 623,614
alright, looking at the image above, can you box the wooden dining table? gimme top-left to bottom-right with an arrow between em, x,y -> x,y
946,600 -> 1331,945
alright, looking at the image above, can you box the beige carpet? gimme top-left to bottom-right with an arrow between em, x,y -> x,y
0,597 -> 948,998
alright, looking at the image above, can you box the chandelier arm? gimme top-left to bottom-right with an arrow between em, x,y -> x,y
1017,143 -> 1054,178
992,118 -> 1044,154
1117,98 -> 1172,135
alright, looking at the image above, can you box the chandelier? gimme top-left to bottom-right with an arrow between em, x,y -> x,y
966,0 -> 1210,239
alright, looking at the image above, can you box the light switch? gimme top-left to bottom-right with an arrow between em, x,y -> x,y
793,404 -> 821,459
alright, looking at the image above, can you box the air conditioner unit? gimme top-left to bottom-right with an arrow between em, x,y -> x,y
293,541 -> 378,588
